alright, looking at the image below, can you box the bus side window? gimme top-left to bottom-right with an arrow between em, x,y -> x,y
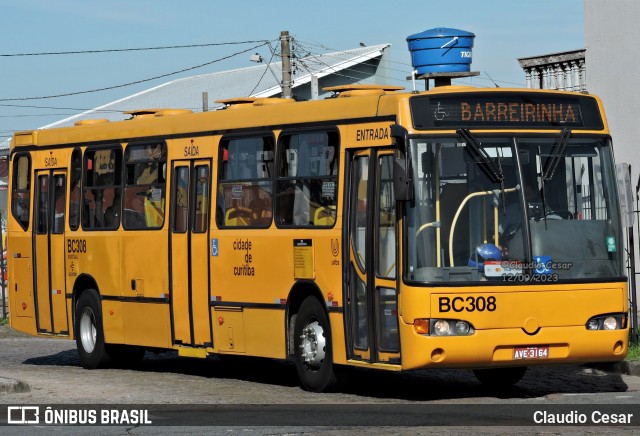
11,154 -> 31,231
123,142 -> 166,230
82,147 -> 122,230
52,174 -> 66,234
69,148 -> 82,231
194,165 -> 209,233
276,131 -> 338,228
218,136 -> 274,228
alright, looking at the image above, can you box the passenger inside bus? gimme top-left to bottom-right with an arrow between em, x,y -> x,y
69,174 -> 81,229
131,144 -> 166,228
135,144 -> 164,185
83,149 -> 117,229
104,190 -> 121,228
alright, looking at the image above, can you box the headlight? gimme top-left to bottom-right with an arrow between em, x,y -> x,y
412,319 -> 475,336
585,314 -> 626,331
602,316 -> 618,330
455,321 -> 471,335
586,319 -> 600,330
434,319 -> 450,335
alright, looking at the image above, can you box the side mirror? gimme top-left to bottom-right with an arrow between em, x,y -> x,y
391,124 -> 413,202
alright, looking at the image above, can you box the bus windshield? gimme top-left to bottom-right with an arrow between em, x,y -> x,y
405,136 -> 623,283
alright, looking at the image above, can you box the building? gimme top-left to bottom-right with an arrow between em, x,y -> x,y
518,0 -> 640,187
517,49 -> 586,92
584,0 -> 640,191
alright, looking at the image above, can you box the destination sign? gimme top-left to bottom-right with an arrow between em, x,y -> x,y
410,93 -> 604,130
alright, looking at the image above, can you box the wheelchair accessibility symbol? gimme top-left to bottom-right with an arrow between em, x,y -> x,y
211,238 -> 219,257
434,102 -> 449,121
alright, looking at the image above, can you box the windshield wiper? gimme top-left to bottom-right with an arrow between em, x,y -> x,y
542,127 -> 572,180
457,128 -> 504,183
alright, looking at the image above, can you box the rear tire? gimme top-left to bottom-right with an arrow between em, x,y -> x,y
75,289 -> 109,369
473,366 -> 527,387
294,296 -> 337,392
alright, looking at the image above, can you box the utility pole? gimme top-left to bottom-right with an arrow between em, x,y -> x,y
280,31 -> 292,99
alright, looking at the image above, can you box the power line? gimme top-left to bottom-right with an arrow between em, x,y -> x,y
0,103 -> 122,112
0,40 -> 271,57
0,42 -> 269,102
248,43 -> 278,97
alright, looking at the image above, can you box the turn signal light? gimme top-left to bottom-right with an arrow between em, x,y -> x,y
414,319 -> 429,335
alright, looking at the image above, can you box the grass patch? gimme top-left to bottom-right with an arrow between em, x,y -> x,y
628,342 -> 640,362
0,317 -> 7,326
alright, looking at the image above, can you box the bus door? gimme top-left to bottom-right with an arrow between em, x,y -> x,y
170,160 -> 212,348
346,149 -> 400,363
33,170 -> 69,334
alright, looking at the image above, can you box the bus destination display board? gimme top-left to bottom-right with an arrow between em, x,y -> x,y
410,93 -> 604,130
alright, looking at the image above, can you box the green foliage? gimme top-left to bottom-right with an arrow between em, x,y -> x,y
628,342 -> 640,362
0,317 -> 7,326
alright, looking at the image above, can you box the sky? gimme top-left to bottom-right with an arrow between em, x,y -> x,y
0,0 -> 584,138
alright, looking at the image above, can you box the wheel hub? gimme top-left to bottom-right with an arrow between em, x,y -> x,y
299,320 -> 326,368
79,307 -> 97,353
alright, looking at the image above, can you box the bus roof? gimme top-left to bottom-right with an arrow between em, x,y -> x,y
11,86 -> 609,149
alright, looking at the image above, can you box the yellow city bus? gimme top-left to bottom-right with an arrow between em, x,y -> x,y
8,84 -> 628,392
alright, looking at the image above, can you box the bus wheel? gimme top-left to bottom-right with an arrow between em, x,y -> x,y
75,289 -> 108,369
294,296 -> 337,392
473,366 -> 527,387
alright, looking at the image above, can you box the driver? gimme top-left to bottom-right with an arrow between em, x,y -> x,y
499,185 -> 537,239
486,186 -> 536,259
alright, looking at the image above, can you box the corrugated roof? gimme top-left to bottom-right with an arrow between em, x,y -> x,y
0,43 -> 390,151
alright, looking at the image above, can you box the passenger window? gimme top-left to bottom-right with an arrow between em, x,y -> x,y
276,131 -> 338,227
218,136 -> 274,228
83,147 -> 122,230
69,149 -> 82,231
173,166 -> 189,233
52,174 -> 66,234
11,154 -> 31,231
36,175 -> 49,234
376,155 -> 396,279
194,166 -> 210,233
123,143 -> 166,230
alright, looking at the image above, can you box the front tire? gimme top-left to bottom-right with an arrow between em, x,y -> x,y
473,366 -> 527,387
75,289 -> 109,369
294,296 -> 337,392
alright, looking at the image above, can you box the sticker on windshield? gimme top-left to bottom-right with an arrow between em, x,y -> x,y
534,256 -> 552,275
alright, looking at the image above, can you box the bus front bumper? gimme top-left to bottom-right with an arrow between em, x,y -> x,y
399,322 -> 629,370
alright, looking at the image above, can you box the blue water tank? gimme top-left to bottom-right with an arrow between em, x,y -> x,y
406,28 -> 475,74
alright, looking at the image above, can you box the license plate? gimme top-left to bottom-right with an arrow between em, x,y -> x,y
513,346 -> 549,360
